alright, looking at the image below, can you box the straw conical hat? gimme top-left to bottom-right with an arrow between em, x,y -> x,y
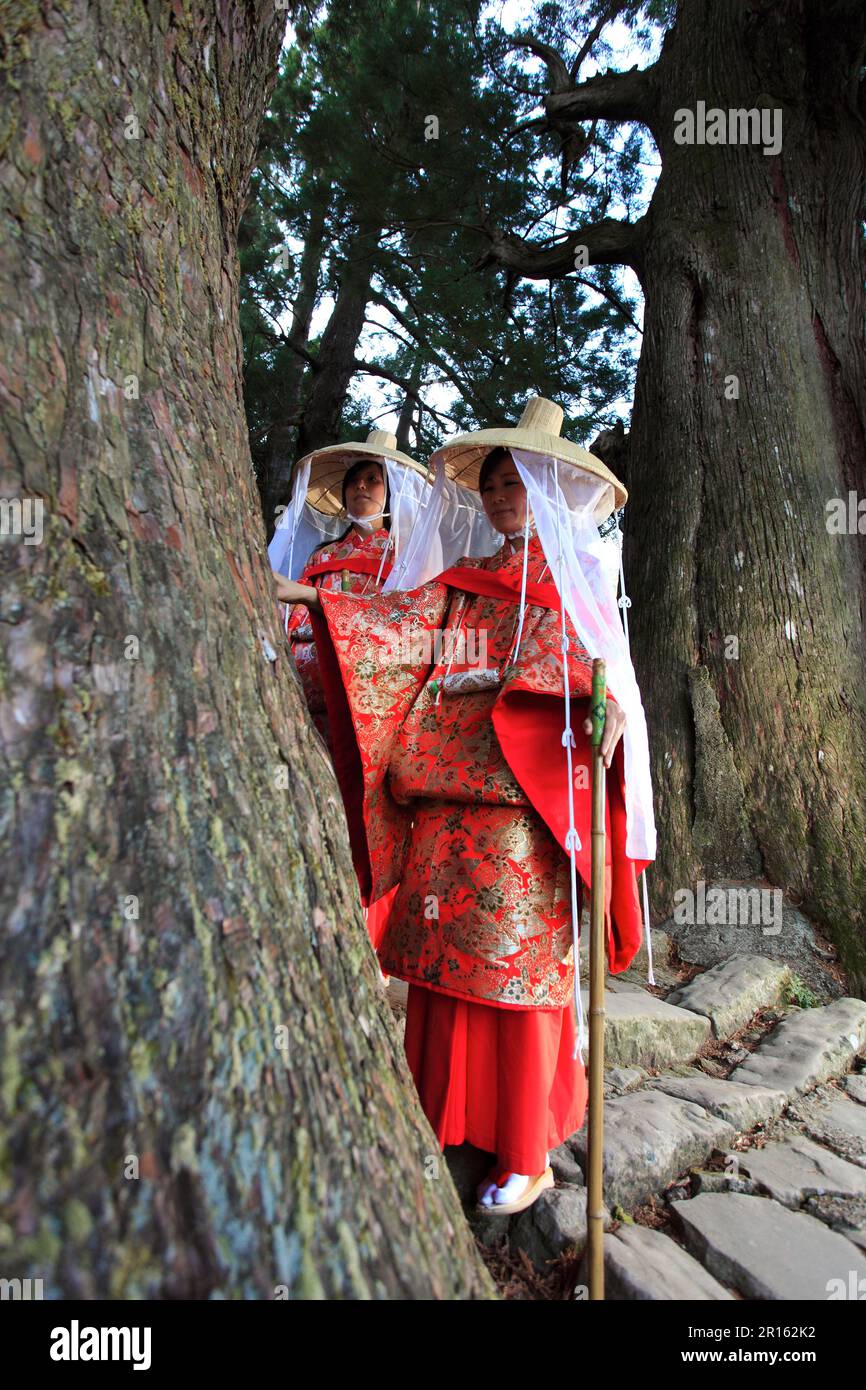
430,396 -> 627,510
298,429 -> 430,515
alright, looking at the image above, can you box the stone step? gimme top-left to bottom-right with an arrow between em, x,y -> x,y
644,1071 -> 787,1130
569,1090 -> 736,1211
508,1186 -> 610,1266
666,954 -> 790,1038
730,997 -> 866,1098
669,1191 -> 866,1300
658,880 -> 844,1005
580,982 -> 711,1071
803,1194 -> 866,1253
786,1089 -> 866,1168
844,1073 -> 866,1103
727,1133 -> 866,1206
592,1222 -> 735,1301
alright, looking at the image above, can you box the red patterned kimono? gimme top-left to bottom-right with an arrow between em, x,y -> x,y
287,524 -> 395,949
287,525 -> 394,747
311,533 -> 650,1172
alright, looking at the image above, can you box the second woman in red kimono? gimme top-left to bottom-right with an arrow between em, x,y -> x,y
271,427 -> 430,951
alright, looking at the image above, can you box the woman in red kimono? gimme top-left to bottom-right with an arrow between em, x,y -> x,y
274,428 -> 429,951
273,402 -> 653,1216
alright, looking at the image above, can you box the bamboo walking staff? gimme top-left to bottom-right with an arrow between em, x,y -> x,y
587,656 -> 607,1300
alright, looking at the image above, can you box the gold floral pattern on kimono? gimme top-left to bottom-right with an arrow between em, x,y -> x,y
313,534 -> 612,1009
389,800 -> 578,1007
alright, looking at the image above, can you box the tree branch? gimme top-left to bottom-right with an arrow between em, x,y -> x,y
545,63 -> 658,129
570,2 -> 628,82
352,362 -> 454,432
510,33 -> 572,93
368,289 -> 494,417
287,340 -> 318,369
573,274 -> 643,335
474,214 -> 649,283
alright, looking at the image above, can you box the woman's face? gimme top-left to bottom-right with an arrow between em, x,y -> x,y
480,453 -> 528,535
344,461 -> 386,520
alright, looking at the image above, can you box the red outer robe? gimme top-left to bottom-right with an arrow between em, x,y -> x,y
286,524 -> 395,948
310,534 -> 652,1171
286,526 -> 393,748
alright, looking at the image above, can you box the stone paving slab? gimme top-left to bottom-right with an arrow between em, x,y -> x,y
645,1072 -> 787,1130
729,1133 -> 866,1206
598,1222 -> 735,1300
509,1185 -> 610,1265
804,1193 -> 866,1254
570,1090 -> 736,1210
690,1168 -> 753,1195
550,1142 -> 585,1187
667,954 -> 790,1038
669,1191 -> 866,1300
787,1092 -> 866,1168
844,1073 -> 866,1104
604,1066 -> 648,1099
730,998 -> 866,1098
580,985 -> 712,1071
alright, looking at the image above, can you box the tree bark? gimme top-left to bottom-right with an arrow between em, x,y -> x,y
482,0 -> 866,987
294,232 -> 382,460
0,1 -> 494,1299
260,182 -> 329,538
395,349 -> 423,453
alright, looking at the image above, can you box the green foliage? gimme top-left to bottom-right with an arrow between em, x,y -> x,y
781,974 -> 822,1010
612,1203 -> 635,1224
240,0 -> 667,496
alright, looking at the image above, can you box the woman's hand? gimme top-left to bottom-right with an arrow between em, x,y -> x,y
271,572 -> 321,611
583,696 -> 626,770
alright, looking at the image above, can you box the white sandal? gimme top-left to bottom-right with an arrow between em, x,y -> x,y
476,1165 -> 554,1216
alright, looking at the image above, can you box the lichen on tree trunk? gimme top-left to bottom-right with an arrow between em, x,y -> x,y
0,1 -> 494,1299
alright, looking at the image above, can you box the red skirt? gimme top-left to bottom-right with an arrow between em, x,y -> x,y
404,984 -> 588,1174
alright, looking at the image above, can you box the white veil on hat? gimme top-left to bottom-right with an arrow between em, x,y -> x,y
509,445 -> 656,864
385,460 -> 501,590
268,459 -> 340,582
268,431 -> 431,584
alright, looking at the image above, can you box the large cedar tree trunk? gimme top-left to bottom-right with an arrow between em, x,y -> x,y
0,2 -> 494,1299
484,0 -> 866,986
626,0 -> 866,985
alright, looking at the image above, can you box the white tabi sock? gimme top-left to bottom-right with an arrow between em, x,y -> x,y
477,1154 -> 550,1207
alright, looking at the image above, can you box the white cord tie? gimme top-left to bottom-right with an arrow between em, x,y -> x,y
507,508 -> 531,671
548,458 -> 587,1064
